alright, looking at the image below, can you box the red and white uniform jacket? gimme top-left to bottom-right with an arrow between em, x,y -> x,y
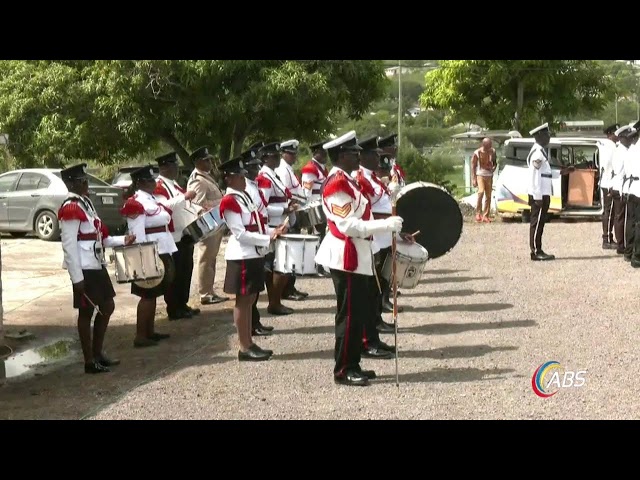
256,165 -> 292,227
219,186 -> 273,260
352,166 -> 393,251
120,190 -> 177,255
300,158 -> 329,202
314,167 -> 396,276
390,158 -> 407,188
153,175 -> 201,243
58,193 -> 126,284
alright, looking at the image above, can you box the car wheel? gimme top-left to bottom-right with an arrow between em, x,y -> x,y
35,210 -> 60,241
9,232 -> 27,238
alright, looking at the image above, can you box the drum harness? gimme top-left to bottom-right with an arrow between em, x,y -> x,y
259,170 -> 291,227
228,191 -> 269,256
63,195 -> 106,265
158,177 -> 199,227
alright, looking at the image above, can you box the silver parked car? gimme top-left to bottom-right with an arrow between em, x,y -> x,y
0,168 -> 126,241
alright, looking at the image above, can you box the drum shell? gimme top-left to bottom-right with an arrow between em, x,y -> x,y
183,209 -> 226,243
295,202 -> 326,229
395,181 -> 463,260
112,241 -> 163,284
273,234 -> 320,276
381,241 -> 429,290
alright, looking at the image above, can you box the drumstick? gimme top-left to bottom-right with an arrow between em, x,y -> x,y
83,293 -> 102,316
411,230 -> 420,238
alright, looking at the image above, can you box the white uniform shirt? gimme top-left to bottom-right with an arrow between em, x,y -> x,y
275,158 -> 304,200
257,165 -> 291,227
122,190 -> 177,255
300,158 -> 329,202
245,178 -> 269,225
154,175 -> 201,243
315,167 -> 395,276
611,144 -> 629,194
527,143 -> 553,200
599,138 -> 617,190
627,145 -> 640,197
219,186 -> 273,260
59,193 -> 126,284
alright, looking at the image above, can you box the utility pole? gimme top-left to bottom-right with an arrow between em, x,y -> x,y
397,60 -> 402,154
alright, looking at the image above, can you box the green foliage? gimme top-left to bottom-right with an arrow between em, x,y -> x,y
398,144 -> 458,193
0,60 -> 388,168
420,60 -> 613,133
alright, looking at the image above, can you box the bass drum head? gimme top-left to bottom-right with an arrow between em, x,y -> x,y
395,181 -> 463,260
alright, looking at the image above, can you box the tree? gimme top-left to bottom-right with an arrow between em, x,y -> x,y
0,60 -> 388,169
420,60 -> 613,134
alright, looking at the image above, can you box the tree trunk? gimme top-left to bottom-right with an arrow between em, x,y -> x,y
515,79 -> 524,133
160,131 -> 193,169
219,139 -> 233,164
231,123 -> 246,159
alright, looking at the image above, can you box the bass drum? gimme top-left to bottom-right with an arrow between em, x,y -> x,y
395,181 -> 463,260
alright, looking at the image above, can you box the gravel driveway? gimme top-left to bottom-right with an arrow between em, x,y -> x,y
79,219 -> 640,420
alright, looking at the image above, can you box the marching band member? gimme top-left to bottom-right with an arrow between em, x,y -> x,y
315,130 -> 404,387
187,147 -> 228,306
599,124 -> 619,250
256,142 -> 300,315
219,155 -> 287,361
58,163 -> 135,374
121,165 -> 177,348
611,124 -> 634,255
301,139 -> 331,277
275,139 -> 309,301
241,146 -> 275,336
153,152 -> 200,320
378,133 -> 406,188
623,124 -> 640,261
351,136 -> 397,360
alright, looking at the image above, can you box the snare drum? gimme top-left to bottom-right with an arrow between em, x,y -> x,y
183,208 -> 226,243
111,242 -> 163,284
381,240 -> 429,290
295,201 -> 326,229
273,234 -> 320,276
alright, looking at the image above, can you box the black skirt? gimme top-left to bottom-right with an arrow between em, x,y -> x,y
74,268 -> 116,310
131,253 -> 175,299
224,257 -> 266,296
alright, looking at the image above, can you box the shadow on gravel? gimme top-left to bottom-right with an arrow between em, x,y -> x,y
399,345 -> 518,359
419,276 -> 491,285
375,367 -> 515,384
423,269 -> 470,275
271,349 -> 334,361
403,289 -> 500,298
400,319 -> 537,335
552,255 -> 616,261
406,302 -> 514,313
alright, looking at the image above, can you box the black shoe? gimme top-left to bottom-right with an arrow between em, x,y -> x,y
282,292 -> 306,301
85,361 -> 110,374
294,289 -> 309,298
96,356 -> 120,367
377,341 -> 396,353
603,241 -> 617,250
267,306 -> 294,315
631,259 -> 640,268
150,332 -> 170,341
616,249 -> 625,255
362,347 -> 394,359
624,254 -> 632,262
356,369 -> 377,379
376,321 -> 395,334
133,338 -> 158,348
168,309 -> 192,321
531,252 -> 555,261
258,324 -> 274,332
252,326 -> 273,336
238,345 -> 271,362
334,370 -> 370,386
252,344 -> 273,356
184,305 -> 201,316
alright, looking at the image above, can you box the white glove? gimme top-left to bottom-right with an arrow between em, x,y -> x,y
388,181 -> 401,196
385,216 -> 403,233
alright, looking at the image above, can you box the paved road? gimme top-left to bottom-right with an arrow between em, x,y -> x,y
1,220 -> 638,419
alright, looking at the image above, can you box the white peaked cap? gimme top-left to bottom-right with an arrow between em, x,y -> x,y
280,139 -> 299,150
323,130 -> 359,150
529,122 -> 549,136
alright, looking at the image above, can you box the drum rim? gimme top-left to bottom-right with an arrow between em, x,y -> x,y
115,241 -> 158,250
277,234 -> 320,240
